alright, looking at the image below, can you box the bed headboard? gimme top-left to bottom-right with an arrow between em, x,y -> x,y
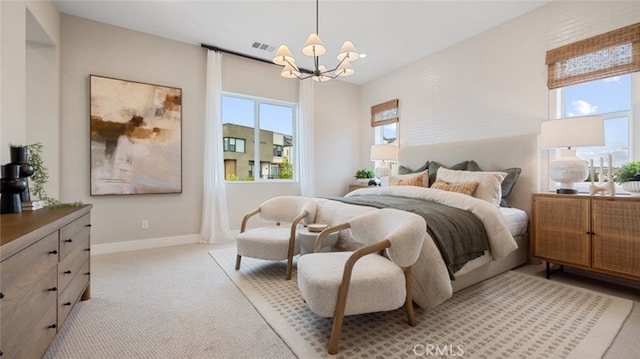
398,134 -> 538,215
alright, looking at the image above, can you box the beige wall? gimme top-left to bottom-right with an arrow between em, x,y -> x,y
58,14 -> 361,244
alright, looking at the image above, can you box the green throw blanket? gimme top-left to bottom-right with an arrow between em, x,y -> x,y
329,194 -> 489,279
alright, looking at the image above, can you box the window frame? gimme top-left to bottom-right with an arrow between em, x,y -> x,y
547,74 -> 637,193
221,92 -> 298,183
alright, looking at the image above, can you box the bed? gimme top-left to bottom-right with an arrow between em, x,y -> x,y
316,134 -> 537,309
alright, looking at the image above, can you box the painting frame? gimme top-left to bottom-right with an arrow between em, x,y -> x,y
89,75 -> 182,196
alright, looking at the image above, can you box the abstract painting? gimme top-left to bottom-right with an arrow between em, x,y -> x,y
90,75 -> 182,195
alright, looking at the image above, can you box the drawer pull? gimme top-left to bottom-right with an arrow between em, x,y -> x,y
85,272 -> 91,276
49,250 -> 58,255
48,324 -> 57,329
65,239 -> 73,243
0,292 -> 4,299
63,301 -> 72,306
86,224 -> 92,227
1,350 -> 3,356
64,270 -> 72,275
48,287 -> 58,292
85,248 -> 91,252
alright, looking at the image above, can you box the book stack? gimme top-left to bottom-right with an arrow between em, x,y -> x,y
22,200 -> 45,211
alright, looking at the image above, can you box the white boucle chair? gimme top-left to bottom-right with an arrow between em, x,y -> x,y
297,208 -> 426,354
236,196 -> 317,280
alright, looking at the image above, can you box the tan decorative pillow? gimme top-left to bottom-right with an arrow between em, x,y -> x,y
389,170 -> 428,187
431,179 -> 479,196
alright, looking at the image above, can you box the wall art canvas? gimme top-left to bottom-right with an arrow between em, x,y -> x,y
90,75 -> 182,195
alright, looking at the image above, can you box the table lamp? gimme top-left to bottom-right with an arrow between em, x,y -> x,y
370,144 -> 397,178
540,116 -> 604,194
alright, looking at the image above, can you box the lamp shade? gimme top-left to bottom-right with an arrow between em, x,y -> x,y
335,60 -> 355,77
273,45 -> 295,66
540,116 -> 605,149
302,33 -> 326,56
370,144 -> 397,161
337,41 -> 359,62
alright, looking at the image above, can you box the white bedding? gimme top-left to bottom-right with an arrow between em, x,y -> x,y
343,186 -> 521,309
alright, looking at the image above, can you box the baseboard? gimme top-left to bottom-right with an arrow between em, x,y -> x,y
91,234 -> 201,255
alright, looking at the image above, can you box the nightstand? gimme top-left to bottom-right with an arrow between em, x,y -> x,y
531,193 -> 640,281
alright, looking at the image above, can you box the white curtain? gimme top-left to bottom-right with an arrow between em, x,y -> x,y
299,78 -> 315,197
200,50 -> 233,243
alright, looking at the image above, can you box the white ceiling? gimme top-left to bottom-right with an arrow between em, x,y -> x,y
53,0 -> 549,85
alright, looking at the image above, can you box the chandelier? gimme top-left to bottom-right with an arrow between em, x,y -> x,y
272,0 -> 360,82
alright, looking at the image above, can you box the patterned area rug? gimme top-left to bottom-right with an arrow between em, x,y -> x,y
210,248 -> 633,359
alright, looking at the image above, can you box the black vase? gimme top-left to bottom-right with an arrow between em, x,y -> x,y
9,146 -> 34,202
1,164 -> 27,213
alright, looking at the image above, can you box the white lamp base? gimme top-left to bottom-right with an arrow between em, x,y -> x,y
549,149 -> 588,194
374,164 -> 390,178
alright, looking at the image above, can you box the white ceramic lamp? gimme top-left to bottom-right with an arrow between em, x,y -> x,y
370,144 -> 397,178
540,116 -> 604,194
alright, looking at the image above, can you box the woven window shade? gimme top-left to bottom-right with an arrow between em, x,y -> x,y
371,99 -> 399,127
546,22 -> 640,89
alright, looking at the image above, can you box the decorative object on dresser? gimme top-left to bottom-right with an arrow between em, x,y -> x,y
532,193 -> 640,281
9,145 -> 35,202
0,205 -> 92,358
588,154 -> 615,196
614,160 -> 640,196
540,116 -> 604,194
369,144 -> 397,178
0,164 -> 27,214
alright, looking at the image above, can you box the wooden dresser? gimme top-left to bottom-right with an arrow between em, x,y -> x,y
532,193 -> 640,281
0,204 -> 92,358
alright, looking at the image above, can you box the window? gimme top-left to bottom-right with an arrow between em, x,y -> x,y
560,74 -> 631,170
223,137 -> 245,153
222,94 -> 296,181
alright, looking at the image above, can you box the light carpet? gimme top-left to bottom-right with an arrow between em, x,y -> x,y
211,248 -> 633,359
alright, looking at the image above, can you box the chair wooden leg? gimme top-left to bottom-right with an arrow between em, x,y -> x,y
404,266 -> 417,326
285,256 -> 293,280
235,255 -> 241,270
328,311 -> 345,355
328,275 -> 352,354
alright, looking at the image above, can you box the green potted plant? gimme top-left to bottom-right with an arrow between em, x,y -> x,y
354,169 -> 375,183
614,160 -> 640,195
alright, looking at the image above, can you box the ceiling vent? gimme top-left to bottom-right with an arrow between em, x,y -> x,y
251,41 -> 276,53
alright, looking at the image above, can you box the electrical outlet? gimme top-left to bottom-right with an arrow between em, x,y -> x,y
142,220 -> 149,230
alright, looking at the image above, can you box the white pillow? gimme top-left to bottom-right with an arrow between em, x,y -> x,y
436,167 -> 507,206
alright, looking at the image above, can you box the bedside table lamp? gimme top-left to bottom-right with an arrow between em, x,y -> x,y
540,116 -> 604,194
370,144 -> 397,178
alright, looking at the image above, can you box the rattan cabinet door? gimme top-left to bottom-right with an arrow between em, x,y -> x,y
532,194 -> 591,268
591,197 -> 640,280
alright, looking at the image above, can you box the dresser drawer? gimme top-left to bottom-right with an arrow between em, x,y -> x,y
0,231 -> 59,296
58,234 -> 90,292
59,261 -> 90,326
0,268 -> 58,359
59,213 -> 91,262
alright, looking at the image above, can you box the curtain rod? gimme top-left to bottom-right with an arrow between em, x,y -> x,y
200,43 -> 313,75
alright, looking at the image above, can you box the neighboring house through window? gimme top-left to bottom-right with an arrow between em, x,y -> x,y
222,94 -> 296,181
